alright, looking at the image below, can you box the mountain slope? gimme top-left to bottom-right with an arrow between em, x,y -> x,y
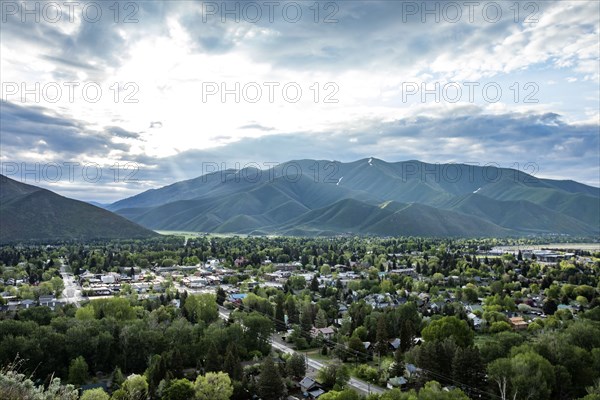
108,159 -> 599,237
0,175 -> 157,242
281,199 -> 512,237
443,194 -> 597,235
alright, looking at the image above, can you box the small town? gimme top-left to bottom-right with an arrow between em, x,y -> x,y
1,236 -> 598,399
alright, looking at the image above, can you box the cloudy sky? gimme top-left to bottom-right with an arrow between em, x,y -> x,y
1,0 -> 599,202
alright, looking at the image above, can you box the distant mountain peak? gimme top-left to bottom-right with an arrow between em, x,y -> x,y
103,158 -> 598,237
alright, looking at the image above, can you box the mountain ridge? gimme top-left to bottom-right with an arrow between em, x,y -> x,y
106,159 -> 599,237
0,175 -> 158,243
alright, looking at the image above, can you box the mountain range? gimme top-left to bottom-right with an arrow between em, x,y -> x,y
105,159 -> 600,237
0,175 -> 157,243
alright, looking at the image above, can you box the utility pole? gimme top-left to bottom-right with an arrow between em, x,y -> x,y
304,351 -> 308,371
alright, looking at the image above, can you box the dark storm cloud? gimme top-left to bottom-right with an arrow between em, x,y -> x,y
0,100 -> 132,157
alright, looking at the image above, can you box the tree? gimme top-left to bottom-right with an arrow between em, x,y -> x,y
184,294 -> 218,324
285,297 -> 299,324
543,298 -> 558,315
223,343 -> 243,381
488,352 -> 555,400
112,366 -> 125,388
121,374 -> 149,400
315,309 -> 328,329
257,357 -> 285,400
50,276 -> 65,296
144,354 -> 166,397
347,335 -> 365,362
81,388 -> 110,400
216,287 -> 226,306
275,300 -> 286,332
418,381 -> 469,399
451,346 -> 485,397
412,338 -> 457,385
462,287 -> 478,303
287,353 -> 307,378
205,341 -> 222,373
195,372 -> 233,400
319,389 -> 361,400
310,275 -> 320,292
242,312 -> 274,355
421,316 -> 473,347
490,321 -> 511,333
161,378 -> 195,400
300,304 -> 313,332
390,348 -> 405,378
0,361 -> 78,400
375,315 -> 389,356
318,364 -> 350,390
68,356 -> 89,385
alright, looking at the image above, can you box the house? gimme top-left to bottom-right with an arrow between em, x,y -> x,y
299,377 -> 325,398
89,287 -> 111,296
310,327 -> 335,340
388,338 -> 401,351
307,388 -> 326,399
21,299 -> 35,309
1,292 -> 16,301
299,376 -> 318,393
405,363 -> 420,380
38,295 -> 56,307
100,275 -> 116,284
508,316 -> 528,331
183,276 -> 206,288
387,376 -> 408,389
467,312 -> 482,329
228,293 -> 247,305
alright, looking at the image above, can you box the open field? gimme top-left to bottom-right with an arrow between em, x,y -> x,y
494,243 -> 600,252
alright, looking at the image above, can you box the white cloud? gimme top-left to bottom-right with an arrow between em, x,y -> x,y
0,0 -> 598,200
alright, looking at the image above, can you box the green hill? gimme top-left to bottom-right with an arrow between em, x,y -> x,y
0,175 -> 157,243
107,159 -> 599,237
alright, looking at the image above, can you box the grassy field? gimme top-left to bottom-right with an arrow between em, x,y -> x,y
155,230 -> 249,239
495,243 -> 600,251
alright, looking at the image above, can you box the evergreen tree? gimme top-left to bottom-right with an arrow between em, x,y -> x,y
315,309 -> 328,328
275,299 -> 286,332
223,343 -> 243,381
452,346 -> 485,397
144,354 -> 166,397
258,357 -> 285,400
68,356 -> 89,386
112,366 -> 125,388
300,305 -> 313,333
375,315 -> 389,356
205,342 -> 221,373
310,275 -> 320,292
285,297 -> 299,325
216,287 -> 226,306
390,348 -> 405,378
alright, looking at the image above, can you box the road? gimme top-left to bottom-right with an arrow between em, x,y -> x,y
218,306 -> 386,396
56,279 -> 386,396
59,263 -> 85,307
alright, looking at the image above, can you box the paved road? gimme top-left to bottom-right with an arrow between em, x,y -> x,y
218,306 -> 386,396
60,264 -> 85,307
